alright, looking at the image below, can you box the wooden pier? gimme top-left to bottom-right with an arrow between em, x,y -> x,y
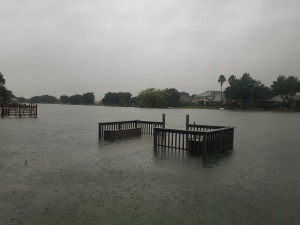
98,114 -> 165,140
104,128 -> 142,140
154,115 -> 234,156
99,114 -> 234,156
154,126 -> 234,155
1,103 -> 37,118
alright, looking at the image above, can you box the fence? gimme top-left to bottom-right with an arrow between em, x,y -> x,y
153,126 -> 234,156
1,103 -> 37,118
98,114 -> 235,156
98,114 -> 165,140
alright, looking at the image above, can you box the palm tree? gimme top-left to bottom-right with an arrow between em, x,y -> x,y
218,75 -> 226,107
0,72 -> 6,85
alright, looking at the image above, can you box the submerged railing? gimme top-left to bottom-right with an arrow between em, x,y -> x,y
98,114 -> 235,156
153,126 -> 234,156
98,115 -> 165,140
1,103 -> 37,118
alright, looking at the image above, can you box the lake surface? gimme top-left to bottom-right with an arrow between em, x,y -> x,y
0,104 -> 300,225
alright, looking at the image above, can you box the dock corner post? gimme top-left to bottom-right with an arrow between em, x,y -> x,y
1,104 -> 3,117
162,113 -> 166,128
153,128 -> 157,150
19,103 -> 21,118
219,130 -> 223,151
203,133 -> 207,157
185,115 -> 190,130
98,123 -> 102,140
135,120 -> 138,128
231,128 -> 235,149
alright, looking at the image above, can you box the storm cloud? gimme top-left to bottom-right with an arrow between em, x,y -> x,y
1,0 -> 299,99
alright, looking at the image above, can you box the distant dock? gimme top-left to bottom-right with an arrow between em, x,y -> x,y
1,103 -> 37,118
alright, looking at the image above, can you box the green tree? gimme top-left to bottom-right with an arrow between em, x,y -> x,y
0,72 -> 13,103
218,75 -> 226,106
82,92 -> 95,105
0,72 -> 6,85
60,95 -> 69,104
225,75 -> 238,105
224,73 -> 269,108
271,75 -> 300,110
102,92 -> 132,106
30,95 -> 58,103
137,88 -> 168,108
163,88 -> 181,107
253,85 -> 272,101
130,96 -> 138,107
16,97 -> 27,103
102,92 -> 119,106
239,73 -> 257,106
228,75 -> 236,85
69,94 -> 82,104
0,86 -> 13,103
120,92 -> 132,106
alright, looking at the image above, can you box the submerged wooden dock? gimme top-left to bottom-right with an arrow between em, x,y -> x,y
98,114 -> 165,140
1,103 -> 37,118
99,114 -> 234,156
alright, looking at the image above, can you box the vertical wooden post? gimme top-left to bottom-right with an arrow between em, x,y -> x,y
231,128 -> 234,149
153,128 -> 157,150
19,103 -> 21,118
1,104 -> 4,117
220,130 -> 223,151
185,115 -> 190,149
203,133 -> 207,157
98,123 -> 102,140
185,115 -> 189,130
162,114 -> 166,128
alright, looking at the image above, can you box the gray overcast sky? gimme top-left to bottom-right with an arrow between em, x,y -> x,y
1,0 -> 300,99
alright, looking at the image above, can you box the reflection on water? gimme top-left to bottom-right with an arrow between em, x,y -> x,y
0,104 -> 300,225
154,147 -> 233,168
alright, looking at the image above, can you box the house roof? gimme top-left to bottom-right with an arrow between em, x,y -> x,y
269,92 -> 300,101
194,90 -> 221,98
193,90 -> 223,101
180,95 -> 193,103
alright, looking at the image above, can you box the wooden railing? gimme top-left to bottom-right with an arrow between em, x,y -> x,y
153,126 -> 234,156
187,124 -> 225,131
1,103 -> 37,118
98,114 -> 235,156
98,119 -> 165,140
154,128 -> 203,151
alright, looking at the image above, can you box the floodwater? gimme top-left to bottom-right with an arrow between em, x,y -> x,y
0,104 -> 300,225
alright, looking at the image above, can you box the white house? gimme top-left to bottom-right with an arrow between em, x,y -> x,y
192,90 -> 223,106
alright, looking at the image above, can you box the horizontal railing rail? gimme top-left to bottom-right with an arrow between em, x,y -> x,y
98,114 -> 235,156
98,119 -> 165,139
187,124 -> 226,131
1,103 -> 37,118
154,126 -> 234,156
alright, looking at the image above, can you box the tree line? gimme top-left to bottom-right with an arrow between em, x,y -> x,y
0,72 -> 13,104
59,92 -> 95,105
218,73 -> 300,109
1,71 -> 299,110
22,92 -> 95,105
102,92 -> 132,106
101,88 -> 183,108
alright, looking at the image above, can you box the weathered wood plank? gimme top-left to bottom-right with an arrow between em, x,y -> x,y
104,128 -> 142,140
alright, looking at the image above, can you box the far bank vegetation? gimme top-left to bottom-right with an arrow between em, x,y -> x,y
2,71 -> 299,111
